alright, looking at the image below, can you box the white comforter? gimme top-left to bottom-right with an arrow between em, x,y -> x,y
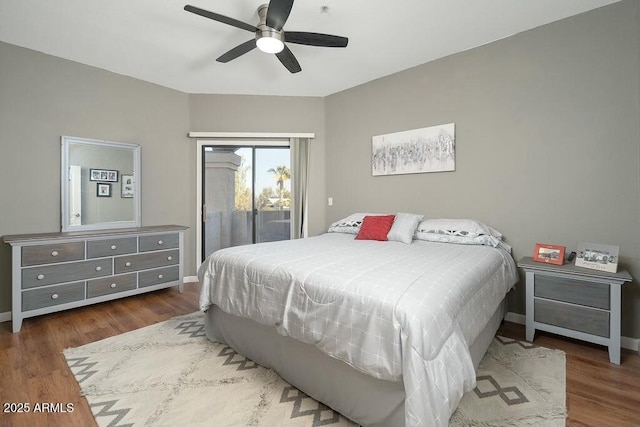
198,233 -> 518,427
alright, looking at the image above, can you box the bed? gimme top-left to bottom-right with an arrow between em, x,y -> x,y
198,215 -> 519,427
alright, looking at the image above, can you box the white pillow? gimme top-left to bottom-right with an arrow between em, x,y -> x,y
416,218 -> 502,239
328,213 -> 383,235
387,213 -> 424,244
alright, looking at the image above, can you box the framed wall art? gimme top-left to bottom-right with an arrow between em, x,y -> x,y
533,243 -> 566,265
121,174 -> 134,198
96,183 -> 112,197
575,242 -> 619,273
372,123 -> 455,176
90,169 -> 119,182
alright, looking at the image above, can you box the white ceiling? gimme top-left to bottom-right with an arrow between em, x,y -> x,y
0,0 -> 620,97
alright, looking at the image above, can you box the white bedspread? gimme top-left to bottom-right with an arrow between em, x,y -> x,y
198,233 -> 518,427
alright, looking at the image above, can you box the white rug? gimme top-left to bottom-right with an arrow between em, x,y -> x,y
64,312 -> 566,427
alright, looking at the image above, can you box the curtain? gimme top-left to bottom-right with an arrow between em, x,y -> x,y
290,137 -> 310,239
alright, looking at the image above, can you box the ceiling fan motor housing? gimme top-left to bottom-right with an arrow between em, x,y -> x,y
256,4 -> 285,52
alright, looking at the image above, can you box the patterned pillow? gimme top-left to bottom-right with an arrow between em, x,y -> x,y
327,213 -> 382,235
414,231 -> 512,253
355,215 -> 396,241
387,213 -> 424,244
415,218 -> 502,239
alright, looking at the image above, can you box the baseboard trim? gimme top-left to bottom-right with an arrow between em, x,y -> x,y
183,275 -> 198,283
505,311 -> 639,354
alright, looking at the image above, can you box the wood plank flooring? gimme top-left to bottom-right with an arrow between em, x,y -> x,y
0,283 -> 200,427
497,321 -> 640,427
1,283 -> 638,426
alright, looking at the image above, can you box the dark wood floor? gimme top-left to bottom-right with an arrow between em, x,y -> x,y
1,283 -> 639,426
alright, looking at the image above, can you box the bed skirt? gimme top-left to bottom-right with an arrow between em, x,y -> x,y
204,298 -> 507,427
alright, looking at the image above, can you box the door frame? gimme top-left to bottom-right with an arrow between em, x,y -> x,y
192,132 -> 314,271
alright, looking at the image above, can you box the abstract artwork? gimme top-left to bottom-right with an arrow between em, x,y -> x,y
372,123 -> 455,176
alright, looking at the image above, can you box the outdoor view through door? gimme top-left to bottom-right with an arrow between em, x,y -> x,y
202,145 -> 291,261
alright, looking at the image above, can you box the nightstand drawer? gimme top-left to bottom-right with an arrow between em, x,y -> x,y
139,233 -> 179,252
22,242 -> 85,266
535,299 -> 609,337
87,273 -> 137,298
534,274 -> 610,310
22,282 -> 85,311
87,237 -> 137,258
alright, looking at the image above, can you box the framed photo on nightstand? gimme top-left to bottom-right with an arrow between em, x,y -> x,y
575,242 -> 619,273
533,243 -> 565,265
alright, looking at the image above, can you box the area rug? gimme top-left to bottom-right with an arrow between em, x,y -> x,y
64,312 -> 566,427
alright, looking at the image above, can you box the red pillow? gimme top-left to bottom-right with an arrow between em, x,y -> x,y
355,215 -> 396,241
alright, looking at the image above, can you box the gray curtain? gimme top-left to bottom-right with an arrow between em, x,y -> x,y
290,137 -> 310,239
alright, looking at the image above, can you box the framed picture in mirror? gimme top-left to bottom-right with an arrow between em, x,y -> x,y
90,169 -> 119,182
96,183 -> 112,197
121,174 -> 134,198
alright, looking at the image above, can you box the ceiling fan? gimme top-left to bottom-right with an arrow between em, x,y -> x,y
184,0 -> 348,73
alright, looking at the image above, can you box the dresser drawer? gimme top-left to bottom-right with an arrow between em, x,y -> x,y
114,249 -> 179,274
22,282 -> 85,311
87,273 -> 137,298
87,237 -> 137,258
22,259 -> 113,289
139,233 -> 179,252
535,299 -> 609,337
534,274 -> 609,310
139,266 -> 180,288
22,242 -> 85,266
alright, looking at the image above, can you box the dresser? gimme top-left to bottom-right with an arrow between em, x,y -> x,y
3,225 -> 188,333
518,256 -> 632,364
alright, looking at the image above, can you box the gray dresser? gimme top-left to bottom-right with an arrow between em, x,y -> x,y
518,256 -> 632,364
3,225 -> 188,332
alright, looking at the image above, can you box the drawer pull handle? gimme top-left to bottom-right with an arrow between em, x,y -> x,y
111,245 -> 117,250
96,266 -> 102,272
158,240 -> 164,245
51,251 -> 59,257
51,293 -> 59,300
125,262 -> 132,267
37,274 -> 45,280
167,256 -> 173,261
158,274 -> 164,279
110,283 -> 117,289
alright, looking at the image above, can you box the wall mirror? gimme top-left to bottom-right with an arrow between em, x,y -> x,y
61,136 -> 141,232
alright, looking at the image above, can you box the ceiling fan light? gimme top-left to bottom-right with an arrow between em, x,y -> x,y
257,36 -> 284,53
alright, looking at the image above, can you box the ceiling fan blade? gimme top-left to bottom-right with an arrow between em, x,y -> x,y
216,39 -> 257,63
266,0 -> 294,31
184,5 -> 257,33
275,45 -> 301,73
285,31 -> 348,48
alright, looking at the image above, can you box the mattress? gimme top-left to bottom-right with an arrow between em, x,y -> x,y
198,233 -> 518,426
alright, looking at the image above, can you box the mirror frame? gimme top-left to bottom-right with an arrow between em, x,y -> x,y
61,136 -> 141,232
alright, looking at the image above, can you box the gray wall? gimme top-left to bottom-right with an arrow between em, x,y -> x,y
325,1 -> 640,337
0,42 -> 327,314
2,1 -> 639,340
0,41 -> 193,312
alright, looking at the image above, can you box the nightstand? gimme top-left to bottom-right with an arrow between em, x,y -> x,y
518,256 -> 632,364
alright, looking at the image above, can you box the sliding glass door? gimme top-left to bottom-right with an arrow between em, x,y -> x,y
201,145 -> 291,261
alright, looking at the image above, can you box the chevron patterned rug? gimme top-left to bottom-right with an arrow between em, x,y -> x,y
64,312 -> 566,427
